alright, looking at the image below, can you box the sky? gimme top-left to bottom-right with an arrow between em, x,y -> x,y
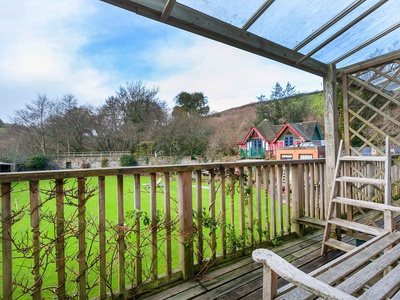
0,0 -> 323,123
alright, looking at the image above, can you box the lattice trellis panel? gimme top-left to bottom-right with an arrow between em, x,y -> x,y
340,56 -> 400,228
343,58 -> 400,154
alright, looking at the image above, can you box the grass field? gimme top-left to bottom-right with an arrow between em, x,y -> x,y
1,175 -> 288,298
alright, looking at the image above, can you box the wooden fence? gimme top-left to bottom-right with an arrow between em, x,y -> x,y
1,159 -> 326,299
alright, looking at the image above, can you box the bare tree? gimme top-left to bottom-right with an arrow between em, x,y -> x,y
12,94 -> 54,155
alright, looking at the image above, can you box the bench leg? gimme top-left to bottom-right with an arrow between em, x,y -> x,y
262,264 -> 277,300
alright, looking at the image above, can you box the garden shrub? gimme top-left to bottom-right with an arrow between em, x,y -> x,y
26,155 -> 48,170
120,154 -> 138,166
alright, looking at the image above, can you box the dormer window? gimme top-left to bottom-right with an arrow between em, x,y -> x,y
284,135 -> 294,147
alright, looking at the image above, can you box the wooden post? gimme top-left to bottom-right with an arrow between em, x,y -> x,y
196,170 -> 203,265
248,167 -> 254,246
117,175 -> 125,291
98,176 -> 107,299
150,173 -> 158,280
30,180 -> 42,299
164,172 -> 172,277
263,166 -> 270,241
256,166 -> 262,244
2,182 -> 12,300
77,177 -> 86,300
220,168 -> 227,258
284,164 -> 291,234
178,171 -> 194,280
323,63 -> 339,218
209,170 -> 216,260
239,167 -> 246,243
292,164 -> 305,236
134,174 -> 142,285
55,179 -> 66,300
276,165 -> 283,237
270,166 -> 276,238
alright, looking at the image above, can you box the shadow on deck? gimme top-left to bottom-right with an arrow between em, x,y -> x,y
139,230 -> 352,300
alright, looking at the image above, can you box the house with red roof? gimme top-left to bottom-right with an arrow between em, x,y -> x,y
237,120 -> 325,159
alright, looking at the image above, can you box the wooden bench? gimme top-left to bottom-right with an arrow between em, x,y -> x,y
253,231 -> 400,299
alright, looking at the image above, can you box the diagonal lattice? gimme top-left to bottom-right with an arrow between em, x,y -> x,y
344,58 -> 400,154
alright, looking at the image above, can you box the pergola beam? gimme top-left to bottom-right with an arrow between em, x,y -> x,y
338,50 -> 400,76
101,0 -> 328,77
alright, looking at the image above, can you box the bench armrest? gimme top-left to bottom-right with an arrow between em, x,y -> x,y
252,249 -> 356,300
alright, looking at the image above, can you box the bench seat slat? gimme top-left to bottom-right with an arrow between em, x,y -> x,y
276,232 -> 400,300
358,263 -> 400,300
336,242 -> 400,295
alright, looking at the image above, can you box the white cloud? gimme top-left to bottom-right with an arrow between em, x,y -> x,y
145,36 -> 323,112
0,1 -> 115,121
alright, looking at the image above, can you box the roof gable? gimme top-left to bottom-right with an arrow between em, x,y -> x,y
272,121 -> 322,143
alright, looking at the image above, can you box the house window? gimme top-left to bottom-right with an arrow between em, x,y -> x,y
251,139 -> 262,149
299,154 -> 313,159
284,136 -> 294,147
281,154 -> 293,160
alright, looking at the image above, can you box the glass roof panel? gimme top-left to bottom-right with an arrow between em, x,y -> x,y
335,28 -> 400,68
297,0 -> 382,54
177,0 -> 266,27
309,1 -> 400,65
247,0 -> 354,49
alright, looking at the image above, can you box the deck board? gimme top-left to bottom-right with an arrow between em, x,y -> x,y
139,210 -> 397,300
140,231 -> 346,300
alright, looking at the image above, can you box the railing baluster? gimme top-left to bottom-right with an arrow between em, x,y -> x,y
239,167 -> 246,247
263,166 -> 270,241
196,170 -> 203,265
248,166 -> 254,246
164,172 -> 172,277
134,174 -> 142,285
292,164 -> 305,236
77,177 -> 86,300
98,176 -> 106,299
304,163 -> 310,216
55,179 -> 66,300
270,166 -> 277,239
315,163 -> 320,219
150,173 -> 158,280
276,165 -> 283,237
117,175 -> 125,292
256,166 -> 262,245
320,162 -> 326,219
2,182 -> 12,300
229,168 -> 235,229
284,164 -> 291,234
220,168 -> 226,258
310,163 -> 315,218
30,180 -> 42,299
209,170 -> 216,260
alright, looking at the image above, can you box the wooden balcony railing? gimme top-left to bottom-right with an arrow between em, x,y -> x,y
0,159 -> 326,299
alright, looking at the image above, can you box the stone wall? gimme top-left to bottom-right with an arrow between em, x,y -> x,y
52,155 -> 239,170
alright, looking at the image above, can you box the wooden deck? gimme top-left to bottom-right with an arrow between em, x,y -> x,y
139,211 -> 400,300
139,231 -> 353,300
